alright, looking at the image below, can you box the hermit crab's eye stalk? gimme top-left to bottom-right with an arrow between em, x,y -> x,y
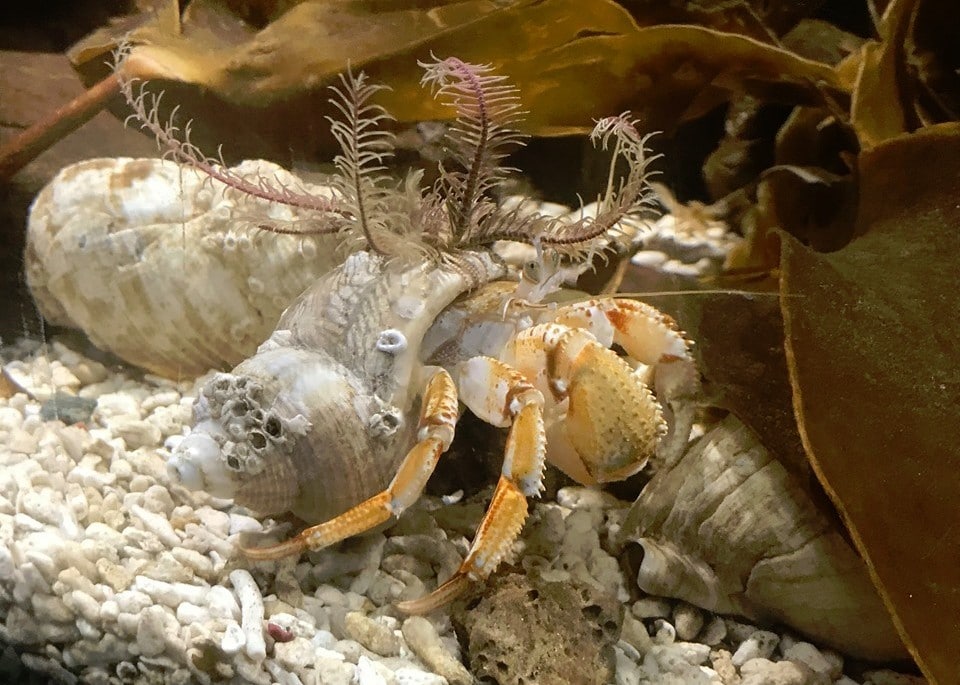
522,260 -> 542,284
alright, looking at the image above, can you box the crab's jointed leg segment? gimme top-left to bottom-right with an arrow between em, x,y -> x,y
396,358 -> 546,614
243,368 -> 459,561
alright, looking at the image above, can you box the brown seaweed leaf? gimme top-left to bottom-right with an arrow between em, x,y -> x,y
68,0 -> 845,139
679,290 -> 814,484
620,0 -> 827,39
69,0 -> 637,111
905,0 -> 960,124
849,0 -> 920,148
780,122 -> 960,683
849,0 -> 960,149
462,23 -> 846,135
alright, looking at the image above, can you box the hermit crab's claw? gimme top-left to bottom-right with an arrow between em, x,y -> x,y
545,297 -> 698,470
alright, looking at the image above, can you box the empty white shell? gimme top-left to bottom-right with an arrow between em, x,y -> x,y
25,157 -> 345,378
620,414 -> 908,662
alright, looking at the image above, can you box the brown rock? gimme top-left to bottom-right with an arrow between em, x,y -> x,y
452,570 -> 621,685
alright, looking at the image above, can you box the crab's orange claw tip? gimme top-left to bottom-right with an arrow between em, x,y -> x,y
395,573 -> 474,615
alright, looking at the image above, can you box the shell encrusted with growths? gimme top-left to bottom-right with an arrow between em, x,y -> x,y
160,55 -> 699,612
25,158 -> 347,378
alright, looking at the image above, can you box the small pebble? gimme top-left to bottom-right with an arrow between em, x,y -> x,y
709,649 -> 738,685
863,670 -> 928,685
651,618 -> 676,645
344,611 -> 401,657
632,597 -> 672,620
220,621 -> 246,655
732,630 -> 780,666
620,612 -> 653,656
782,641 -> 842,679
699,616 -> 727,646
136,605 -> 169,657
401,616 -> 472,685
672,602 -> 704,641
740,657 -> 828,685
39,393 -> 97,425
394,667 -> 448,685
272,636 -> 317,673
229,569 -> 266,661
110,418 -> 162,450
228,513 -> 262,535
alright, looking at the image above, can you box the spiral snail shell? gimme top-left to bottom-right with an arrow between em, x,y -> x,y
169,249 -> 505,523
24,157 -> 344,378
619,414 -> 908,661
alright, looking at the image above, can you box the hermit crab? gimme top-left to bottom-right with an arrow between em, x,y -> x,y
163,56 -> 698,612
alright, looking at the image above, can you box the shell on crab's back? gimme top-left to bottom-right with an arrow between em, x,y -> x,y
275,250 -> 508,404
202,250 -> 508,523
24,157 -> 344,378
229,345 -> 409,523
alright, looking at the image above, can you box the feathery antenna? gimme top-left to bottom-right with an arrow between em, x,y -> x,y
116,45 -> 658,265
326,68 -> 398,254
538,113 -> 659,257
116,61 -> 343,222
420,56 -> 527,242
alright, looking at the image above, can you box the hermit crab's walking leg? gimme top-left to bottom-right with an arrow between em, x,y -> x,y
396,359 -> 547,615
243,368 -> 459,560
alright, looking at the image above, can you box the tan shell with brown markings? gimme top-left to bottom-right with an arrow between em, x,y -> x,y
25,157 -> 344,378
620,414 -> 908,661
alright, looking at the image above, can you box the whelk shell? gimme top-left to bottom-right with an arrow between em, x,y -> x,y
619,414 -> 908,661
24,157 -> 344,378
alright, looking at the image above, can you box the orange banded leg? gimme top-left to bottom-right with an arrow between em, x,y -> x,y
243,368 -> 459,561
396,357 -> 546,614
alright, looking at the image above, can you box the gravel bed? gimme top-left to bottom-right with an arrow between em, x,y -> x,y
0,338 -> 926,685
